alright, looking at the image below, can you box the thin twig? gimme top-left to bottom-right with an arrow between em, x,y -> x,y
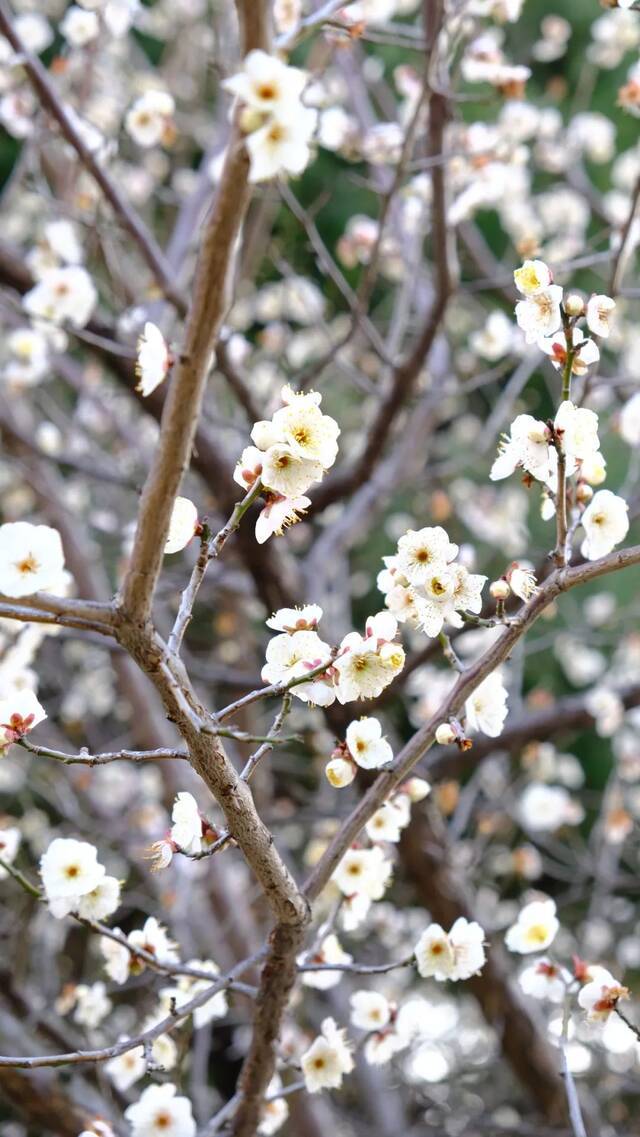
169,480 -> 263,655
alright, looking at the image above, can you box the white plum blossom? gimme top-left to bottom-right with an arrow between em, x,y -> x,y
223,51 -> 307,116
127,917 -> 179,969
125,90 -> 175,147
554,400 -> 601,467
165,497 -> 198,554
3,327 -> 50,387
539,329 -> 600,376
586,294 -> 616,338
0,689 -> 46,747
490,415 -> 552,482
465,670 -> 509,738
236,387 -> 338,540
365,799 -> 410,844
76,875 -> 121,921
124,1082 -> 196,1137
23,266 -> 97,328
395,527 -> 459,585
578,967 -> 629,1023
504,899 -> 559,954
470,309 -> 518,361
245,108 -> 317,183
300,934 -> 353,990
515,285 -> 564,343
301,1017 -> 354,1093
0,521 -> 66,597
332,845 -> 392,902
345,717 -> 393,769
414,918 -> 486,981
513,260 -> 553,296
105,1045 -> 147,1092
260,445 -> 324,497
170,792 -> 203,855
519,782 -> 583,831
580,490 -> 629,560
258,1075 -> 289,1134
223,51 -> 316,183
519,958 -> 570,1003
100,931 -> 131,985
60,6 -> 100,46
40,838 -> 106,915
136,322 -> 171,396
273,0 -> 302,34
73,982 -> 112,1028
379,529 -> 485,639
255,494 -> 311,544
334,625 -> 405,703
266,604 -> 322,632
261,628 -> 331,687
268,395 -> 340,468
350,990 -> 392,1033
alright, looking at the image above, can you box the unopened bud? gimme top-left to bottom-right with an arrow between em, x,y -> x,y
564,293 -> 585,317
490,578 -> 510,600
435,722 -> 456,746
404,777 -> 432,803
325,757 -> 357,788
576,482 -> 594,505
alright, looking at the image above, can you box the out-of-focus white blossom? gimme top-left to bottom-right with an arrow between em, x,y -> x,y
125,90 -> 175,147
504,898 -> 559,954
23,266 -> 97,328
124,1082 -> 195,1137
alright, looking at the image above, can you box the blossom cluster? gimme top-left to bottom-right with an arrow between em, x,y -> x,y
378,526 -> 487,638
224,51 -> 317,183
236,386 -> 340,542
262,605 -> 404,705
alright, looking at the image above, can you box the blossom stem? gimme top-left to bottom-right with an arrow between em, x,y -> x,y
439,631 -> 464,672
614,1006 -> 640,1042
214,651 -> 337,722
168,479 -> 263,655
0,855 -> 41,899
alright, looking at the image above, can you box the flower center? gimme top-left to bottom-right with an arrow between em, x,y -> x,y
527,924 -> 549,944
15,553 -> 39,576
